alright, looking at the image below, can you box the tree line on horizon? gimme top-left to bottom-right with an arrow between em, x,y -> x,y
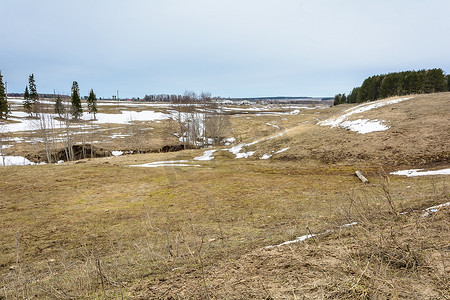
334,68 -> 450,105
0,73 -> 98,120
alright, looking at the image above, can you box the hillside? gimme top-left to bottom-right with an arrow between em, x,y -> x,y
255,93 -> 450,167
0,93 -> 449,299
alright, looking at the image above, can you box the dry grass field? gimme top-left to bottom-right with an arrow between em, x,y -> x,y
0,94 -> 449,299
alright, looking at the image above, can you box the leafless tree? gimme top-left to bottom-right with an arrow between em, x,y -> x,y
172,91 -> 229,148
33,101 -> 58,163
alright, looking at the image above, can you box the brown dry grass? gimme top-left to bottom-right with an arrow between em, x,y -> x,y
251,93 -> 450,167
0,94 -> 449,299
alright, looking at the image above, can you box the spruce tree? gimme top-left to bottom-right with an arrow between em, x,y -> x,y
0,72 -> 8,119
23,86 -> 33,116
28,74 -> 38,100
24,85 -> 30,99
28,74 -> 39,116
70,81 -> 83,119
87,89 -> 98,119
54,95 -> 65,118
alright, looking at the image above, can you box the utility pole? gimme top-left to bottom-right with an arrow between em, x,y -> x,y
117,90 -> 119,105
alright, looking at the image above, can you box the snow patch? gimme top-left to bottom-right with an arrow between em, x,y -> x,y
1,155 -> 36,166
319,97 -> 412,133
92,110 -> 169,124
266,123 -> 280,129
266,234 -> 316,249
260,147 -> 289,160
274,147 -> 289,155
236,151 -> 256,159
111,151 -> 123,156
340,119 -> 390,134
226,131 -> 287,159
194,150 -> 217,161
111,134 -> 130,139
130,160 -> 201,168
390,168 -> 450,177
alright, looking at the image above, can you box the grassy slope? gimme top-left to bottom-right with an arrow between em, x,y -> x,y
0,94 -> 449,299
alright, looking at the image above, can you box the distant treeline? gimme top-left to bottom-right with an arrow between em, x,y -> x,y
334,68 -> 450,105
230,96 -> 333,104
142,91 -> 217,103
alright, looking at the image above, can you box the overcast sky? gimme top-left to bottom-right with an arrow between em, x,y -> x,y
1,0 -> 449,98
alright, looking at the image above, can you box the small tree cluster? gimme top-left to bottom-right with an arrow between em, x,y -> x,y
333,93 -> 346,106
143,91 -> 218,103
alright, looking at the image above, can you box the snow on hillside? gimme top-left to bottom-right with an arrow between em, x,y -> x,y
391,168 -> 450,177
319,97 -> 412,134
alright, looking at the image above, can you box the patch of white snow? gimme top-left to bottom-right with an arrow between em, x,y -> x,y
235,151 -> 256,159
0,155 -> 36,166
274,147 -> 289,155
194,150 -> 217,161
265,234 -> 316,249
390,168 -> 450,177
130,160 -> 201,168
260,154 -> 272,160
266,123 -> 281,129
319,97 -> 412,129
340,119 -> 390,134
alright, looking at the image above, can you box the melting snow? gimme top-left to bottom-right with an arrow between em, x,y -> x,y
319,97 -> 412,133
194,150 -> 217,161
0,155 -> 36,166
266,199 -> 450,249
266,123 -> 281,129
265,234 -> 316,249
111,134 -> 131,139
390,168 -> 450,177
260,154 -> 272,160
225,131 -> 287,159
235,151 -> 256,159
0,110 -> 169,133
130,160 -> 201,168
265,222 -> 358,249
421,202 -> 450,217
91,110 -> 169,124
260,147 -> 289,160
111,151 -> 123,156
340,119 -> 390,134
274,147 -> 289,155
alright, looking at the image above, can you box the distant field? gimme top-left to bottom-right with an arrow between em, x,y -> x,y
1,97 -> 328,164
0,93 -> 448,299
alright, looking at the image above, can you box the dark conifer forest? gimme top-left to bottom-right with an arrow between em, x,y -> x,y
334,68 -> 449,105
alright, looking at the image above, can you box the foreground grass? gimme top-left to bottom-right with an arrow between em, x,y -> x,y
1,94 -> 449,298
0,152 -> 448,298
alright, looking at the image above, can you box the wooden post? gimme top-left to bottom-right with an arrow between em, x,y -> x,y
355,171 -> 369,184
